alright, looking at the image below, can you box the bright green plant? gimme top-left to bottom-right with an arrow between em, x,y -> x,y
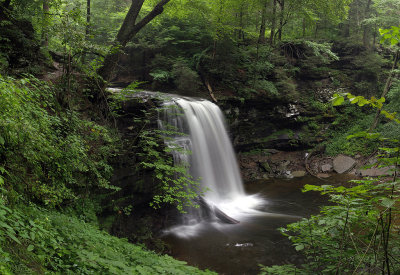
261,92 -> 400,274
0,75 -> 118,207
109,90 -> 203,213
137,127 -> 203,213
379,25 -> 400,46
0,191 -> 216,274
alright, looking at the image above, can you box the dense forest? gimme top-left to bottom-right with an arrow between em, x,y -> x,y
0,0 -> 400,274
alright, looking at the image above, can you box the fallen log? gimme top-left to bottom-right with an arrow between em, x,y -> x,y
213,206 -> 240,224
196,196 -> 240,224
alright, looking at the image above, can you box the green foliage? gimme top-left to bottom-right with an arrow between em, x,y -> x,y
324,100 -> 377,156
332,92 -> 399,123
303,41 -> 339,63
325,92 -> 400,156
138,128 -> 202,213
150,69 -> 172,84
0,195 -> 215,274
0,75 -> 118,207
262,176 -> 400,274
325,114 -> 377,156
350,52 -> 387,96
172,61 -> 202,93
379,25 -> 400,46
263,89 -> 400,274
108,91 -> 203,212
260,264 -> 307,275
136,114 -> 203,213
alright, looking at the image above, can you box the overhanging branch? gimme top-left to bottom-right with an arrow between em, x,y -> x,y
126,0 -> 171,41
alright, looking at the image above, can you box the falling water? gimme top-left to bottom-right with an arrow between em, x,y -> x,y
159,95 -> 263,231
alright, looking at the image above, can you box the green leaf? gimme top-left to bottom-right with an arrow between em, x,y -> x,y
295,244 -> 304,251
380,198 -> 395,208
27,245 -> 34,252
384,33 -> 392,39
391,38 -> 398,46
349,97 -> 359,104
6,230 -> 21,244
379,28 -> 389,35
357,98 -> 369,106
332,96 -> 344,106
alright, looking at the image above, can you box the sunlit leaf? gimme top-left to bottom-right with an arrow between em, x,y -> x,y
332,96 -> 344,106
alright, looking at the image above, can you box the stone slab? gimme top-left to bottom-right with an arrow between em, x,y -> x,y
321,164 -> 333,172
292,170 -> 307,177
357,167 -> 393,177
333,155 -> 356,174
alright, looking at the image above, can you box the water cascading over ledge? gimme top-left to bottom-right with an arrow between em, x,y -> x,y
158,95 -> 263,229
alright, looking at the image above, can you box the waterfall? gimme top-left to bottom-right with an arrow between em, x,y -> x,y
159,96 -> 262,228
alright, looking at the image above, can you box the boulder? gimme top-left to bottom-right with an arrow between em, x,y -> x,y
321,164 -> 333,172
333,155 -> 356,174
292,170 -> 307,177
357,167 -> 393,177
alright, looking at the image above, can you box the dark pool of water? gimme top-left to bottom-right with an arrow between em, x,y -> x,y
162,175 -> 353,275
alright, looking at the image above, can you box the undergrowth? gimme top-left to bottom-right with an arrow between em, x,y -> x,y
0,75 -> 215,274
324,104 -> 377,156
0,75 -> 118,207
0,196 -> 215,274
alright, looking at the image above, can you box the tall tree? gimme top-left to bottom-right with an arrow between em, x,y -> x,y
277,0 -> 284,40
86,0 -> 91,39
269,0 -> 277,44
42,0 -> 50,47
98,0 -> 171,81
362,0 -> 372,47
258,0 -> 268,44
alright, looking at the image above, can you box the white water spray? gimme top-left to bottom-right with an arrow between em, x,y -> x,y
159,96 -> 264,230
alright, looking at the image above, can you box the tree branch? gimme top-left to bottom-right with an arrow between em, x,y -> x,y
116,0 -> 145,44
126,0 -> 171,42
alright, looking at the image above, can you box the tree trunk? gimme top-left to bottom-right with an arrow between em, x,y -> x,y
258,0 -> 267,44
98,0 -> 170,81
86,0 -> 91,38
370,50 -> 399,132
277,0 -> 284,41
42,0 -> 49,47
81,0 -> 91,63
362,0 -> 372,48
373,21 -> 377,47
269,0 -> 277,45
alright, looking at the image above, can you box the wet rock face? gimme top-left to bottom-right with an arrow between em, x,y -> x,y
219,98 -> 314,153
239,151 -> 308,181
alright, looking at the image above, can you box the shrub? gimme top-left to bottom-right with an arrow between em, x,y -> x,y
0,75 -> 118,207
0,195 -> 215,274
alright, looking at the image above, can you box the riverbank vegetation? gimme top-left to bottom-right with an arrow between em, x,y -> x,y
1,0 -> 400,273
